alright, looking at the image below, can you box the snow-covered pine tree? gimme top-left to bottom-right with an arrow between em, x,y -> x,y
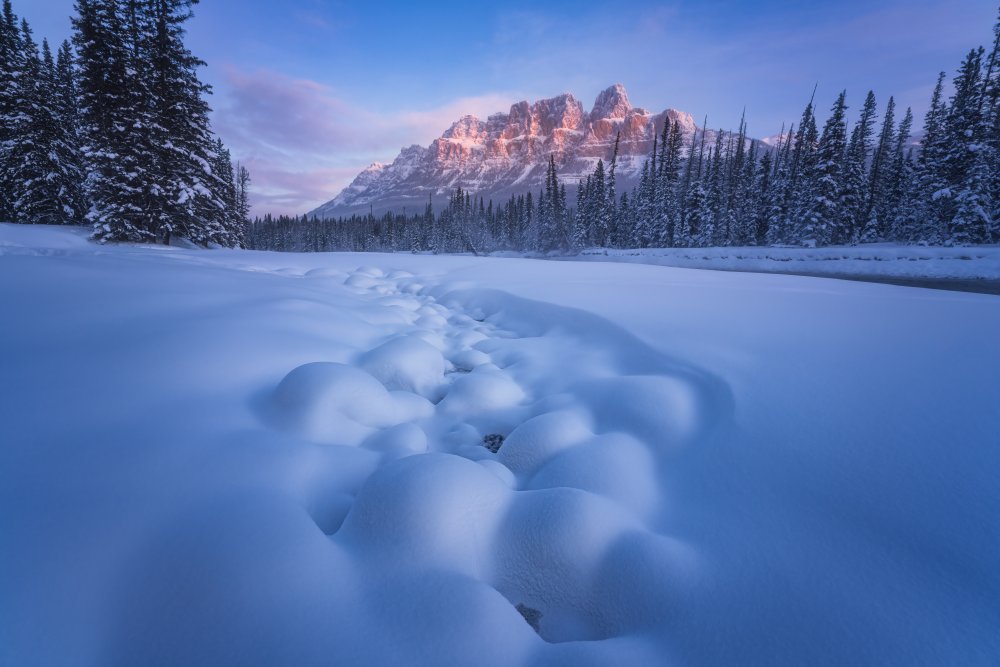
659,119 -> 683,246
542,156 -> 568,251
590,158 -> 607,247
146,0 -> 226,245
606,133 -> 619,246
235,162 -> 251,241
986,10 -> 1000,240
74,0 -> 153,241
885,107 -> 914,240
787,92 -> 820,245
55,40 -> 86,224
3,18 -> 38,224
572,177 -> 587,249
800,91 -> 848,247
0,0 -> 22,222
210,137 -> 243,246
733,138 -> 759,245
765,123 -> 793,245
861,96 -> 895,242
703,131 -> 725,246
615,190 -> 632,247
942,48 -> 989,244
9,34 -> 86,224
677,115 -> 708,247
633,159 -> 652,246
842,90 -> 877,243
754,147 -> 773,244
908,72 -> 950,244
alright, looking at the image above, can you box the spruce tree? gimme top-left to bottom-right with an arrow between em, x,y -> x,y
909,73 -> 950,243
861,96 -> 895,241
74,0 -> 153,241
943,49 -> 988,244
584,158 -> 606,247
801,91 -> 848,247
842,90 -> 877,242
148,0 -> 226,245
9,35 -> 85,224
787,92 -> 820,244
0,0 -> 22,221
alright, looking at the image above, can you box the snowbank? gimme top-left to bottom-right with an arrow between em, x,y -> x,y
1,224 -> 998,665
570,243 -> 1000,283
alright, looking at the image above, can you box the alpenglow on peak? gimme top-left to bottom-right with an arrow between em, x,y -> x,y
309,84 -> 699,219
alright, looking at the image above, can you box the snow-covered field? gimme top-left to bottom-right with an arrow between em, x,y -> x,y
2,223 -> 999,665
572,244 -> 1000,283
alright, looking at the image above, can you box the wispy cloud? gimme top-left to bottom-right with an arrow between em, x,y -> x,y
211,67 -> 524,215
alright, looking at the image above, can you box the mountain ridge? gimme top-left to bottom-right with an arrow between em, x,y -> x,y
309,84 -> 701,219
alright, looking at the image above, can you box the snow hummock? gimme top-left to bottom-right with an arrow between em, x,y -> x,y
2,223 -> 999,666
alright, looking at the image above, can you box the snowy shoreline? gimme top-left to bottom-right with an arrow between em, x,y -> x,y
563,245 -> 1000,288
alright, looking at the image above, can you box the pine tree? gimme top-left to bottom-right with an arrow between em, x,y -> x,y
634,159 -> 652,246
591,158 -> 607,246
210,137 -> 241,246
704,132 -> 725,246
986,9 -> 1000,239
861,96 -> 895,241
0,0 -> 22,221
909,72 -> 950,243
148,0 -> 226,245
606,133 -> 619,246
74,0 -> 153,241
801,91 -> 848,247
55,40 -> 86,223
787,91 -> 820,244
842,90 -> 877,243
754,148 -> 773,244
9,34 -> 85,224
765,123 -> 793,245
943,49 -> 989,244
235,162 -> 251,241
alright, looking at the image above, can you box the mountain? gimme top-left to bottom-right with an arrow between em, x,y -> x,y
309,84 -> 700,219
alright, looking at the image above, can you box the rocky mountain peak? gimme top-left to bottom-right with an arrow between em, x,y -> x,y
309,84 -> 721,219
590,83 -> 632,120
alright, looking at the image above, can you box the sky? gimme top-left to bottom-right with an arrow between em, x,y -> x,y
17,0 -> 999,216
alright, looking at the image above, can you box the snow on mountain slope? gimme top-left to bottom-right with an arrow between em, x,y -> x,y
310,84 -> 699,218
1,224 -> 999,665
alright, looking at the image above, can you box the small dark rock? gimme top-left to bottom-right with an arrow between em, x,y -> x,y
483,433 -> 504,453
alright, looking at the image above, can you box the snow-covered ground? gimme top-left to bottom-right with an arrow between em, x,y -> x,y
2,223 -> 999,665
570,244 -> 1000,283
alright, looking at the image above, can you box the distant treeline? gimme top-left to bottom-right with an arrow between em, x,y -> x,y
251,12 -> 999,253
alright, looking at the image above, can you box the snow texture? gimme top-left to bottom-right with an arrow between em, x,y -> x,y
1,223 -> 999,665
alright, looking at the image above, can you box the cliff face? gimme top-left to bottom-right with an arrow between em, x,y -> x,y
310,84 -> 699,218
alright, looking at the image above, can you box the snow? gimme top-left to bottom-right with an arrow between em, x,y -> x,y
2,223 -> 999,665
571,244 -> 1000,281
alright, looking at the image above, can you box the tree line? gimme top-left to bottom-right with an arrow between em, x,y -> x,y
250,10 -> 998,253
0,0 -> 249,246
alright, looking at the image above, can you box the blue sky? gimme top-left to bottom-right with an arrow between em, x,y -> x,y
18,0 -> 999,215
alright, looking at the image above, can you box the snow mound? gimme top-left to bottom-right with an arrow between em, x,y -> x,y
498,410 -> 593,474
268,362 -> 433,445
359,335 -> 448,399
